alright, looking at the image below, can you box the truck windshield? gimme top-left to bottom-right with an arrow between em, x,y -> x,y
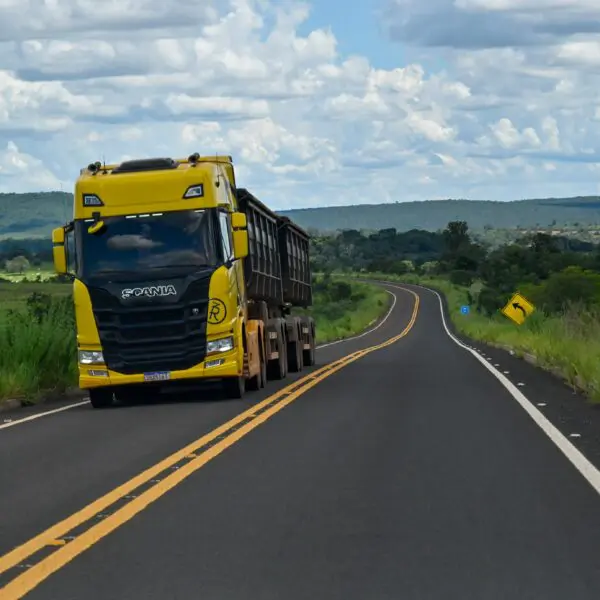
75,209 -> 218,281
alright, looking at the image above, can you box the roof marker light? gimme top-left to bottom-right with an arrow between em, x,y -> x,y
83,194 -> 103,207
183,184 -> 204,199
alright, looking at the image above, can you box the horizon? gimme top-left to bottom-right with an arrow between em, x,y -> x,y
3,190 -> 600,214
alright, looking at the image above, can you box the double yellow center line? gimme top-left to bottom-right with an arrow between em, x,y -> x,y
0,289 -> 419,599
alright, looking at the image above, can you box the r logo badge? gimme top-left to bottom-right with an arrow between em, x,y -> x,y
208,298 -> 227,324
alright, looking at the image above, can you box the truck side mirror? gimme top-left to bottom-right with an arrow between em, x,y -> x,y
52,226 -> 68,274
231,212 -> 248,260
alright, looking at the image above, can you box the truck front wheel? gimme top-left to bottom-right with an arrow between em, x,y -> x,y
89,388 -> 114,409
223,376 -> 246,399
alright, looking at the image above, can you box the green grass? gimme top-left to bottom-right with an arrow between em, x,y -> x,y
349,271 -> 600,404
0,294 -> 77,403
300,278 -> 391,344
1,267 -> 55,283
0,281 -> 71,311
0,278 -> 390,404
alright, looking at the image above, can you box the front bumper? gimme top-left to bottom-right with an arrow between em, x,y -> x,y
78,348 -> 241,389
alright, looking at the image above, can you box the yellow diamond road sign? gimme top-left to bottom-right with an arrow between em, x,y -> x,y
501,292 -> 535,325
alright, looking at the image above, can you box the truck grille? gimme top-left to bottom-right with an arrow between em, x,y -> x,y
88,277 -> 211,375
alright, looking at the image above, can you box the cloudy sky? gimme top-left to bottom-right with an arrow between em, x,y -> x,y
1,0 -> 600,209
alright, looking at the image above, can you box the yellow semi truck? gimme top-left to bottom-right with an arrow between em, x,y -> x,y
52,154 -> 316,408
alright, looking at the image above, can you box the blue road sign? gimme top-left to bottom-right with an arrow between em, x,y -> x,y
460,305 -> 470,315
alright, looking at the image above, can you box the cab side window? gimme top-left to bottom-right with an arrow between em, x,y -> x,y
66,226 -> 77,273
218,211 -> 233,262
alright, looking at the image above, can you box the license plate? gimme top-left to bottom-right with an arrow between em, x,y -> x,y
144,371 -> 171,382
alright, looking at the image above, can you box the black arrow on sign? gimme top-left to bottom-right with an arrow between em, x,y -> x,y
512,302 -> 526,317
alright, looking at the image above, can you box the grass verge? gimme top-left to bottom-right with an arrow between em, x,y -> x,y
0,278 -> 391,406
348,271 -> 600,404
0,293 -> 77,404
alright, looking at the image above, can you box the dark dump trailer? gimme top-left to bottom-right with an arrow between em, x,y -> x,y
277,215 -> 312,308
236,187 -> 316,374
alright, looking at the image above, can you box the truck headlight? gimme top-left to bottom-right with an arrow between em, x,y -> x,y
207,336 -> 234,354
79,350 -> 105,365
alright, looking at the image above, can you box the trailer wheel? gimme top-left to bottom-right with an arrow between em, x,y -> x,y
288,337 -> 304,372
89,388 -> 114,409
223,376 -> 245,399
303,331 -> 316,366
302,317 -> 316,366
268,329 -> 287,380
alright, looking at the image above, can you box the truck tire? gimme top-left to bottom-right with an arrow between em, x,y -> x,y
288,337 -> 304,372
89,388 -> 113,409
303,333 -> 316,366
301,316 -> 316,366
259,347 -> 267,388
247,350 -> 266,391
223,376 -> 245,399
268,328 -> 287,380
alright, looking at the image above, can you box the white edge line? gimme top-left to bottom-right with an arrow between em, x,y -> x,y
0,401 -> 90,430
394,280 -> 600,497
1,287 -> 399,430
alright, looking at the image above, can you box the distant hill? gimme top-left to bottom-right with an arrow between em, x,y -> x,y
2,191 -> 600,240
282,197 -> 600,233
0,192 -> 73,240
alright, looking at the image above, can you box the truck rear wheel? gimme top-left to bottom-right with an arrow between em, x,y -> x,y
247,352 -> 266,391
258,349 -> 267,388
89,388 -> 114,409
303,333 -> 316,366
223,376 -> 245,399
268,333 -> 287,380
288,338 -> 304,373
302,317 -> 316,366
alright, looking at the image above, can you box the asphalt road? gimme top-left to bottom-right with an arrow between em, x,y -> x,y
1,282 -> 600,599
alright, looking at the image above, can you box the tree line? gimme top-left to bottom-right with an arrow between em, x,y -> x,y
311,223 -> 600,316
4,224 -> 600,317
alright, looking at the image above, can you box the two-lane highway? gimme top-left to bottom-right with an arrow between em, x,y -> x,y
1,283 -> 600,599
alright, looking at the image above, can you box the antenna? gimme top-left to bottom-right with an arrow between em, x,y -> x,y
215,150 -> 223,187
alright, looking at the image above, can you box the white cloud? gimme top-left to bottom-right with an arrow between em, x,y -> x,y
0,0 -> 600,208
0,142 -> 67,192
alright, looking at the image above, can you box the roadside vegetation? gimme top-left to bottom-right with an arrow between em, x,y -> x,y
313,221 -> 600,403
0,288 -> 77,402
4,214 -> 598,404
0,276 -> 389,405
299,275 -> 390,344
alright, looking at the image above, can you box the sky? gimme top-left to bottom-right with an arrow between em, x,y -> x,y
1,0 -> 600,210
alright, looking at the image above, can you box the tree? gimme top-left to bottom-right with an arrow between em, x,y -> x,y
443,221 -> 470,254
5,255 -> 30,274
534,267 -> 600,313
530,232 -> 559,255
